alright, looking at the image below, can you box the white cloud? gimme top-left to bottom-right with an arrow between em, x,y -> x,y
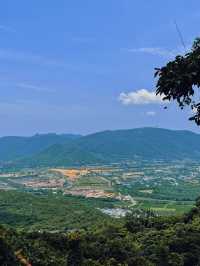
146,111 -> 156,116
119,89 -> 164,105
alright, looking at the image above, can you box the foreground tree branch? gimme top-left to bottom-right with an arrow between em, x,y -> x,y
155,38 -> 200,125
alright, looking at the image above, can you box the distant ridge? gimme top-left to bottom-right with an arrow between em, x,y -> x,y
0,133 -> 81,161
10,127 -> 200,167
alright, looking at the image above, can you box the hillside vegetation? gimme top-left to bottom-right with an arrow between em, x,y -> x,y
2,128 -> 200,167
0,191 -> 115,231
1,196 -> 200,265
20,128 -> 200,166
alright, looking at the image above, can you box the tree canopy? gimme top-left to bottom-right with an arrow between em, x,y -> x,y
155,38 -> 200,125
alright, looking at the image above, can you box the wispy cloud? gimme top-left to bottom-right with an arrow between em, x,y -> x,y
119,89 -> 164,105
0,24 -> 16,33
0,100 -> 87,119
146,111 -> 156,116
125,47 -> 177,58
0,48 -> 101,73
72,37 -> 95,43
0,49 -> 68,68
16,83 -> 54,93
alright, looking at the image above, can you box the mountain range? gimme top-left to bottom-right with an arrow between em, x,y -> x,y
0,133 -> 80,162
1,128 -> 200,167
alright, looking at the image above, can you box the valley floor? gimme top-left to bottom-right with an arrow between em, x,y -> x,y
0,160 -> 199,265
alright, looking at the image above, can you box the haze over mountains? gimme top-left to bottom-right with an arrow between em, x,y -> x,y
1,128 -> 200,166
0,133 -> 80,162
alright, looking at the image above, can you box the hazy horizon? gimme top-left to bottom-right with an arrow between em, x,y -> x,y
1,126 -> 200,138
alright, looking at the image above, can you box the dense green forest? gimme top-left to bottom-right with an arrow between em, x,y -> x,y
1,196 -> 200,265
0,191 -> 116,231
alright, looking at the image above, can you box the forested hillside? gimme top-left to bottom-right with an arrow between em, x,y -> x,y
1,197 -> 200,265
0,133 -> 80,161
2,128 -> 200,167
21,128 -> 200,166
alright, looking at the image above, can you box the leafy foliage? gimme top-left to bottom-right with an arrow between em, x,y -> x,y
0,190 -> 117,231
1,199 -> 200,265
155,38 -> 200,125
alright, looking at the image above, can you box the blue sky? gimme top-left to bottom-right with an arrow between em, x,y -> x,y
0,0 -> 200,136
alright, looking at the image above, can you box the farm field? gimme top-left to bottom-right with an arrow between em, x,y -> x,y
0,159 -> 199,223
